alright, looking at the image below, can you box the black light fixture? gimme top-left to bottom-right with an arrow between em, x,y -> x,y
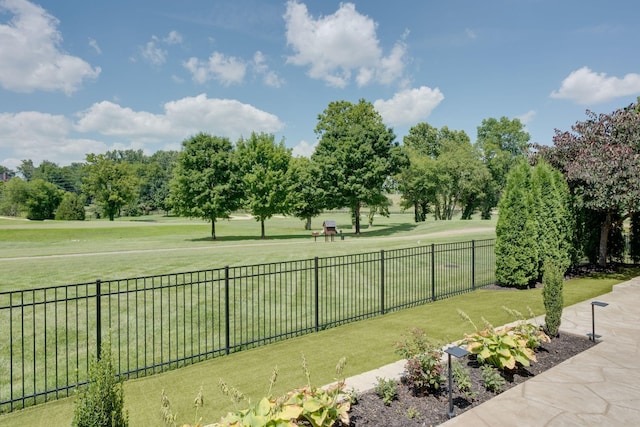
588,301 -> 609,342
445,345 -> 469,418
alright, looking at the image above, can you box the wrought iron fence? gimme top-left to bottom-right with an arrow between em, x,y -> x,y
0,238 -> 495,413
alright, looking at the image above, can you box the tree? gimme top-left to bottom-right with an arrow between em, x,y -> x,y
82,154 -> 139,221
476,117 -> 530,218
25,179 -> 63,220
531,160 -> 572,276
236,132 -> 291,239
55,192 -> 86,220
398,124 -> 489,221
495,160 -> 538,287
539,101 -> 640,266
169,133 -> 242,240
285,156 -> 325,230
312,99 -> 406,234
542,261 -> 564,337
0,177 -> 28,216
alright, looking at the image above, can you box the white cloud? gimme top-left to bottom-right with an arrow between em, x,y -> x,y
184,52 -> 246,86
164,30 -> 183,45
88,38 -> 102,54
373,86 -> 445,126
76,93 -> 284,142
141,37 -> 167,65
291,140 -> 316,158
253,51 -> 284,87
0,0 -> 101,94
0,111 -> 106,165
550,66 -> 640,104
284,1 -> 407,88
517,110 -> 536,126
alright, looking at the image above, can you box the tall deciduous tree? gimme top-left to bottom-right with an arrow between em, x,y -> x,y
495,160 -> 538,287
83,154 -> 139,221
236,132 -> 291,239
539,101 -> 640,266
285,156 -> 325,230
25,179 -> 63,220
169,133 -> 241,240
312,99 -> 405,234
476,117 -> 530,218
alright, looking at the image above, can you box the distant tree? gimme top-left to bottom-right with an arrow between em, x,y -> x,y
476,117 -> 530,218
0,177 -> 28,216
312,99 -> 406,234
495,160 -> 538,287
55,192 -> 86,220
285,156 -> 325,230
25,179 -> 63,220
17,159 -> 35,181
169,133 -> 242,240
83,154 -> 139,221
236,132 -> 291,239
146,150 -> 178,214
539,101 -> 640,266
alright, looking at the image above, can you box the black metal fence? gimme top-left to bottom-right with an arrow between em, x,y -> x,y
0,239 -> 495,413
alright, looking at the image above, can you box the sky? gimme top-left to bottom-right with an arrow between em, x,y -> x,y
1,0 -> 640,170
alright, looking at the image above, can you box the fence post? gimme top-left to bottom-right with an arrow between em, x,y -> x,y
224,266 -> 230,355
314,257 -> 319,332
431,244 -> 436,301
380,250 -> 385,315
472,240 -> 476,290
96,279 -> 102,360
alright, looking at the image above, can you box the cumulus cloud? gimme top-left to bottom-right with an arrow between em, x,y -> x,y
88,38 -> 102,54
76,93 -> 284,142
140,31 -> 183,65
550,66 -> 640,104
253,51 -> 284,87
0,111 -> 106,165
373,86 -> 445,126
284,1 -> 407,88
291,140 -> 317,158
517,110 -> 536,126
0,0 -> 101,94
184,52 -> 246,86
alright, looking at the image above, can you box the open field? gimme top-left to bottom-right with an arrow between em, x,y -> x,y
0,212 -> 496,291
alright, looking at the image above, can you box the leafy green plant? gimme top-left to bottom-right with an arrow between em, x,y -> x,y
72,337 -> 129,427
503,306 -> 550,350
212,354 -> 351,427
374,377 -> 398,406
480,365 -> 505,393
451,361 -> 476,399
395,328 -> 444,395
459,310 -> 539,370
406,406 -> 420,420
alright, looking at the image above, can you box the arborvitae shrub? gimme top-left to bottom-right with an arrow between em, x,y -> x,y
542,261 -> 564,337
72,338 -> 128,427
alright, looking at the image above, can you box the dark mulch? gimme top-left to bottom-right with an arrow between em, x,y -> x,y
347,333 -> 596,426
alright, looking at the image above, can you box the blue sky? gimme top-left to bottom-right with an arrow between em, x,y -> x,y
1,0 -> 640,170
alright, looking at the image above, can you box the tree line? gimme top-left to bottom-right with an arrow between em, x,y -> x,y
3,97 -> 638,266
0,99 -> 530,238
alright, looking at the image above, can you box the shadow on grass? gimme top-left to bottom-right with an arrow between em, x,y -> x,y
187,221 -> 420,242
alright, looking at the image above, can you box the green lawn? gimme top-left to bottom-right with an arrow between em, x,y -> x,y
0,266 -> 636,426
0,212 -> 495,290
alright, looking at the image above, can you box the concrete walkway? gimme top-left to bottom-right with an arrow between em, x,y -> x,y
342,277 -> 640,426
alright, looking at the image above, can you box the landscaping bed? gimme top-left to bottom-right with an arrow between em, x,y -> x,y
347,332 -> 595,426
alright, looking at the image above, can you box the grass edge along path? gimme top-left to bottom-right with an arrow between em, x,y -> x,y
1,268 -> 636,427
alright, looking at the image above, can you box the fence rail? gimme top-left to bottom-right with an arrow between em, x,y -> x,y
0,238 -> 495,413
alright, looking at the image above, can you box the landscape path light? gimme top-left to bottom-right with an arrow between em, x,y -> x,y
588,301 -> 609,342
444,345 -> 469,418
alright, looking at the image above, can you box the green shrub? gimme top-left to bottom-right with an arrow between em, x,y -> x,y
395,328 -> 444,395
451,361 -> 475,399
480,365 -> 505,393
543,261 -> 564,337
374,377 -> 398,406
72,338 -> 128,427
55,192 -> 86,220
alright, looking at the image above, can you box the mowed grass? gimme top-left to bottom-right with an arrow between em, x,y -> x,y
0,212 -> 496,291
0,266 -> 636,427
